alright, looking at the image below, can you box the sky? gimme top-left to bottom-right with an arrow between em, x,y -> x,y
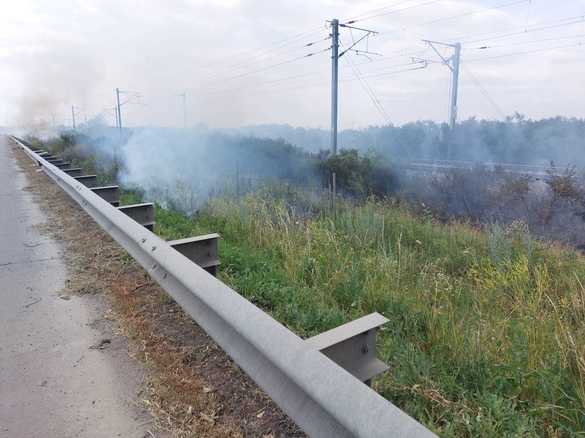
0,0 -> 584,130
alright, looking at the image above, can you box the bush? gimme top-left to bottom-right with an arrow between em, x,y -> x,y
319,149 -> 399,197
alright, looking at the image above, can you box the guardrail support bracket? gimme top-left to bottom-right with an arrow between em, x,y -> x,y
91,185 -> 120,206
305,312 -> 390,385
168,233 -> 220,276
74,175 -> 98,188
63,167 -> 83,177
118,203 -> 155,231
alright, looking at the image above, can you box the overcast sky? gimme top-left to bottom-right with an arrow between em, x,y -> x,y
1,0 -> 584,130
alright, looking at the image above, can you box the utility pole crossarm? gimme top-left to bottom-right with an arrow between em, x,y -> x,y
422,40 -> 454,70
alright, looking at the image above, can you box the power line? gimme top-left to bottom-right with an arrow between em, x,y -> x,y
351,59 -> 428,75
209,26 -> 325,70
464,41 -> 584,62
346,62 -> 428,80
343,51 -> 392,124
420,0 -> 529,26
469,33 -> 585,50
198,59 -> 428,98
225,31 -> 331,72
344,0 -> 415,23
461,15 -> 585,44
461,63 -> 506,118
362,0 -> 531,49
345,0 -> 443,24
207,46 -> 331,83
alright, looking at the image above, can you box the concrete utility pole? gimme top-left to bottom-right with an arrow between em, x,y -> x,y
422,40 -> 461,130
330,19 -> 339,156
449,43 -> 461,130
71,106 -> 76,130
115,88 -> 122,135
329,19 -> 379,155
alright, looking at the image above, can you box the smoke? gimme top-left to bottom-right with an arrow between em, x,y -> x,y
10,40 -> 103,133
229,116 -> 585,167
64,123 -> 320,212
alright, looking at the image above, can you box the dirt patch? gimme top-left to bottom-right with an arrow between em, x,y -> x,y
11,143 -> 304,437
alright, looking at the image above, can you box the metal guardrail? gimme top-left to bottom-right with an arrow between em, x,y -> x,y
403,159 -> 564,179
11,136 -> 436,438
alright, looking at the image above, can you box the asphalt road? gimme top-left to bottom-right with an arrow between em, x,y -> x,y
0,137 -> 151,438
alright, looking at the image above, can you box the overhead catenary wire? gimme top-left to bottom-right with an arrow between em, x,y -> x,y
341,40 -> 392,124
459,14 -> 585,44
461,63 -> 507,118
359,0 -> 533,48
419,0 -> 529,26
100,3 -> 585,127
200,46 -> 331,84
345,0 -> 443,24
224,31 -> 331,72
469,33 -> 585,50
343,0 -> 417,23
209,26 -> 326,71
463,41 -> 584,63
197,60 -> 429,98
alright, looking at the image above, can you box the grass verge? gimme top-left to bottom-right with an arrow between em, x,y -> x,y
150,194 -> 585,437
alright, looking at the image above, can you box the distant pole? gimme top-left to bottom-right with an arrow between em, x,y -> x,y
71,106 -> 76,130
449,43 -> 461,130
115,88 -> 122,135
422,40 -> 461,130
422,39 -> 462,158
330,18 -> 339,156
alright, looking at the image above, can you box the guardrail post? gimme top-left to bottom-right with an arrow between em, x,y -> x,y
118,203 -> 155,230
168,233 -> 220,276
91,185 -> 120,206
305,312 -> 390,385
54,162 -> 72,169
74,175 -> 98,188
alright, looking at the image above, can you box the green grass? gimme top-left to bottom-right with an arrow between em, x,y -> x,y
141,194 -> 585,437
